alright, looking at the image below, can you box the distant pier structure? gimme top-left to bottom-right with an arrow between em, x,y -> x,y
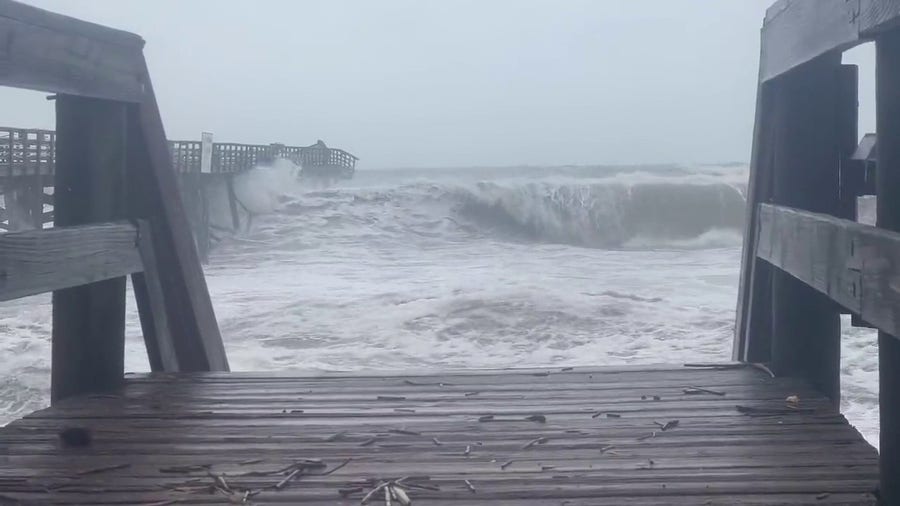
0,1 -> 894,504
0,127 -> 357,259
298,139 -> 358,180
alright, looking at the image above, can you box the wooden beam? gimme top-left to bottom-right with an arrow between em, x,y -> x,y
0,222 -> 139,301
767,55 -> 842,403
131,220 -> 178,372
835,65 -> 870,328
0,1 -> 141,45
760,0 -> 900,83
0,0 -> 145,101
761,0 -> 862,82
838,65 -> 861,223
124,56 -> 228,372
860,0 -> 900,36
179,174 -> 209,263
756,204 -> 858,312
734,75 -> 777,362
52,95 -> 128,402
875,29 -> 900,505
755,202 -> 900,339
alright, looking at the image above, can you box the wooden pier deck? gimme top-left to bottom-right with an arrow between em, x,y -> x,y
1,0 -> 898,504
0,365 -> 878,505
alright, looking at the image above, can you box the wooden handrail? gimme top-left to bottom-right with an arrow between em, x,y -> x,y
760,0 -> 900,83
0,0 -> 230,400
0,0 -> 145,101
756,203 -> 900,338
0,222 -> 141,301
0,127 -> 357,175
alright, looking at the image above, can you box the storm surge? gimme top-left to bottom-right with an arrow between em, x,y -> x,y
281,171 -> 746,250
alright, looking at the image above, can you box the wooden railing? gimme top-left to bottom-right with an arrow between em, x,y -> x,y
0,1 -> 229,405
736,1 -> 900,501
169,140 -> 202,173
0,127 -> 55,177
0,222 -> 144,301
0,127 -> 358,176
754,204 -> 900,335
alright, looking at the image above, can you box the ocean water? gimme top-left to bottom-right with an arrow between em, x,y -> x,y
0,163 -> 880,446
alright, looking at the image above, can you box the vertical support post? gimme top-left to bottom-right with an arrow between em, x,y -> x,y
51,95 -> 127,402
734,76 -> 777,363
875,30 -> 900,505
179,173 -> 209,263
200,132 -> 213,174
838,65 -> 860,222
123,59 -> 228,372
133,221 -> 178,371
196,176 -> 210,262
768,54 -> 842,403
225,174 -> 240,231
30,173 -> 43,228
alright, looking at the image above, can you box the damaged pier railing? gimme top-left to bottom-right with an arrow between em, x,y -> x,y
0,127 -> 358,259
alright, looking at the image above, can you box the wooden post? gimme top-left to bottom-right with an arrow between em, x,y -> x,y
837,65 -> 860,223
51,95 -> 127,402
769,54 -> 842,403
734,76 -> 777,363
875,30 -> 900,505
226,174 -> 240,231
30,173 -> 43,228
196,176 -> 210,262
133,221 -> 178,372
123,61 -> 228,372
179,173 -> 209,263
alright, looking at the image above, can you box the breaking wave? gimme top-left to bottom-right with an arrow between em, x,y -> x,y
280,177 -> 746,250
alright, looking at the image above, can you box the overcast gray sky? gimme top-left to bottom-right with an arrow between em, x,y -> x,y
3,0 -> 877,168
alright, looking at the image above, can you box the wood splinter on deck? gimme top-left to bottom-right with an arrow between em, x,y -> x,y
75,463 -> 131,476
522,436 -> 548,449
683,386 -> 726,396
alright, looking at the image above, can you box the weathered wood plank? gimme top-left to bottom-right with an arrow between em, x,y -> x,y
838,65 -> 860,223
51,95 -> 128,402
860,0 -> 900,36
0,0 -> 145,100
875,27 -> 900,506
0,0 -> 141,45
733,76 -> 776,362
125,58 -> 228,372
767,55 -> 842,403
0,222 -> 139,300
760,0 -> 900,83
754,203 -> 900,336
131,220 -> 179,372
0,367 -> 878,504
760,0 -> 861,83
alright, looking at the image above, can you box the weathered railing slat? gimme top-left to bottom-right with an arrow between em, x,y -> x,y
0,222 -> 141,301
0,1 -> 146,101
0,127 -> 356,176
761,0 -> 900,83
756,203 -> 900,337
